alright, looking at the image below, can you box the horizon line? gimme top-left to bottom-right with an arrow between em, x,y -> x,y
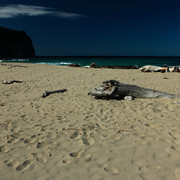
1,55 -> 180,59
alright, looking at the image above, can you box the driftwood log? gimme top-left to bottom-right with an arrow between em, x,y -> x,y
0,63 -> 28,69
42,89 -> 67,98
1,80 -> 23,84
88,80 -> 180,100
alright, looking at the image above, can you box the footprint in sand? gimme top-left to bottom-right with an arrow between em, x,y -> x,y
138,164 -> 160,172
62,159 -> 72,164
31,153 -> 47,164
165,145 -> 180,153
62,150 -> 83,164
70,130 -> 81,139
46,133 -> 57,139
69,150 -> 84,158
10,126 -> 20,133
24,135 -> 37,144
82,135 -> 95,145
36,142 -> 48,148
16,160 -> 32,171
80,151 -> 92,160
6,160 -> 20,168
104,164 -> 119,175
0,145 -> 10,153
36,157 -> 47,164
62,149 -> 91,164
7,136 -> 20,144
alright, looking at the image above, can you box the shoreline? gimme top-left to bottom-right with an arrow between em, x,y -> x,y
1,56 -> 180,68
1,63 -> 180,179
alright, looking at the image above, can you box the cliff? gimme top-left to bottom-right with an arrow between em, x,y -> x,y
0,26 -> 35,58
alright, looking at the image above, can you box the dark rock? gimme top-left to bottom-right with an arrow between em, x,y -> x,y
101,65 -> 138,69
0,26 -> 35,57
68,63 -> 81,67
90,63 -> 99,68
89,62 -> 138,69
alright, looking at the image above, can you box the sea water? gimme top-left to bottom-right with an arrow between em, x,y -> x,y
1,56 -> 180,67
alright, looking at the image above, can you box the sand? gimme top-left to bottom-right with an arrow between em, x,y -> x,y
0,63 -> 180,180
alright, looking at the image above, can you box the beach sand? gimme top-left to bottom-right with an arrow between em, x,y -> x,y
0,63 -> 180,180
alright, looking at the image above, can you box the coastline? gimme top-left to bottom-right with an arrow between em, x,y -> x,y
1,56 -> 180,67
1,63 -> 180,179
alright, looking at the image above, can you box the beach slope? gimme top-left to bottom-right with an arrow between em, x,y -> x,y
0,63 -> 180,180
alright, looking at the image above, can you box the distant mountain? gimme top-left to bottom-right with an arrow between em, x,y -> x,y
0,26 -> 35,58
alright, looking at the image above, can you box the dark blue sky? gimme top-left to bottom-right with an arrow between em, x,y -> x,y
1,0 -> 180,56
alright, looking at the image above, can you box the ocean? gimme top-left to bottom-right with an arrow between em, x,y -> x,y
1,56 -> 180,67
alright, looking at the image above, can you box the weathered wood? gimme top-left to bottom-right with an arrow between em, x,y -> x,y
0,63 -> 27,68
42,89 -> 67,98
88,80 -> 180,99
8,65 -> 28,69
1,80 -> 23,84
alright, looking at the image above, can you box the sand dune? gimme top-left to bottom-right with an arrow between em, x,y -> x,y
0,63 -> 180,180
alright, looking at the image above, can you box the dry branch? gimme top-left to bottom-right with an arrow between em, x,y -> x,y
0,63 -> 27,68
2,80 -> 23,84
8,65 -> 28,69
42,89 -> 67,98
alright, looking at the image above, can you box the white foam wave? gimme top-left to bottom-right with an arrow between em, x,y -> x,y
37,62 -> 73,66
17,59 -> 29,62
59,62 -> 72,65
2,59 -> 29,62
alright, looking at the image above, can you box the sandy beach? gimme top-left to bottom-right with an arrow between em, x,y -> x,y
0,63 -> 180,180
